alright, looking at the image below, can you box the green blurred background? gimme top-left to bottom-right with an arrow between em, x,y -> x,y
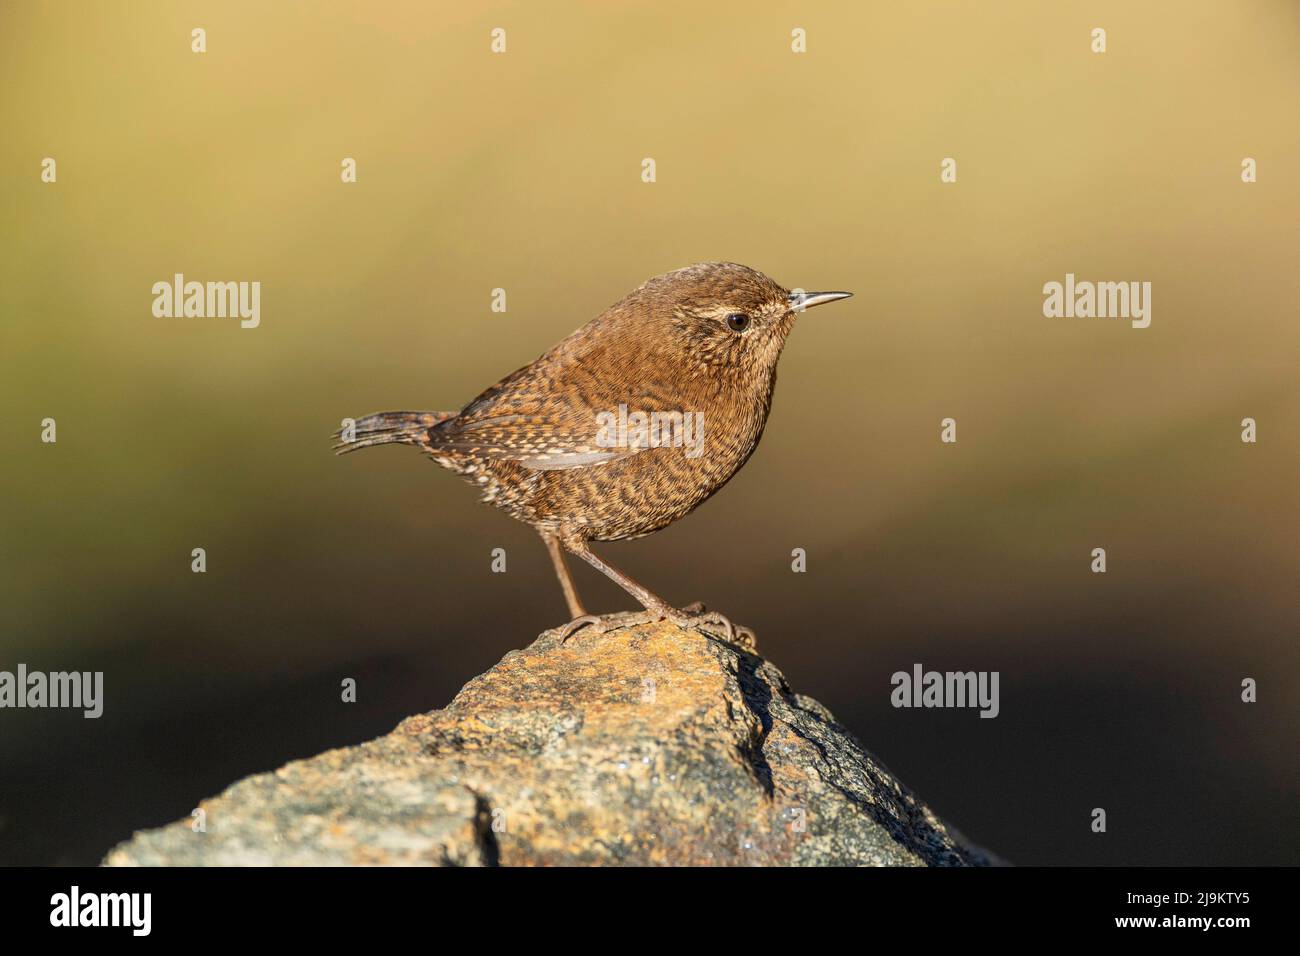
2,1 -> 1297,864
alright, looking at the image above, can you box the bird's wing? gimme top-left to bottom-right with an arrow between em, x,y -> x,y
432,341 -> 691,471
429,413 -> 632,471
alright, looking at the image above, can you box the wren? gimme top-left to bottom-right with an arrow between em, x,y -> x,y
337,262 -> 851,644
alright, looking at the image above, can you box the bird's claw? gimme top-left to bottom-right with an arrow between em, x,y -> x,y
559,612 -> 663,642
674,602 -> 756,650
558,614 -> 609,642
685,610 -> 757,650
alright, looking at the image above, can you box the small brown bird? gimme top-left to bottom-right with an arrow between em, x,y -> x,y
337,262 -> 850,642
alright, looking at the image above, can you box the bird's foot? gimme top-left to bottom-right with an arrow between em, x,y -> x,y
559,603 -> 755,651
677,602 -> 757,651
558,611 -> 659,643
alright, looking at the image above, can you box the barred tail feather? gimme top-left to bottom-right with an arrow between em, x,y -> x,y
333,410 -> 457,454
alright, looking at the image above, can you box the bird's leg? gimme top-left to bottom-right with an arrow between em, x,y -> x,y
540,531 -> 587,619
557,538 -> 755,649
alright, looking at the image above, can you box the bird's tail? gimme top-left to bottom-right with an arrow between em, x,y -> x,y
333,410 -> 458,454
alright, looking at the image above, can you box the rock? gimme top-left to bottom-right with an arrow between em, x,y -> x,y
104,615 -> 996,866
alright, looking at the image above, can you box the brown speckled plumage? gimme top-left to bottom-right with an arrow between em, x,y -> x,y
338,262 -> 851,642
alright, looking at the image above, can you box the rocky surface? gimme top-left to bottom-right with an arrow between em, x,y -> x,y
105,614 -> 995,866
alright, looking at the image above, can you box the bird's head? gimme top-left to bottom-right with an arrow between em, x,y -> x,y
626,262 -> 851,381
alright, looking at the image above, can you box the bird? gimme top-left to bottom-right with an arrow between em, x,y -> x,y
336,262 -> 851,645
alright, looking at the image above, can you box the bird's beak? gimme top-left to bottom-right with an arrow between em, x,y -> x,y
788,290 -> 853,312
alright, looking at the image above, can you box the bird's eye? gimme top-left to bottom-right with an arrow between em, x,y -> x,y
726,313 -> 750,333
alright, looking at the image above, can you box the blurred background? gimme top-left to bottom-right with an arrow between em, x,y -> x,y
2,1 -> 1297,865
